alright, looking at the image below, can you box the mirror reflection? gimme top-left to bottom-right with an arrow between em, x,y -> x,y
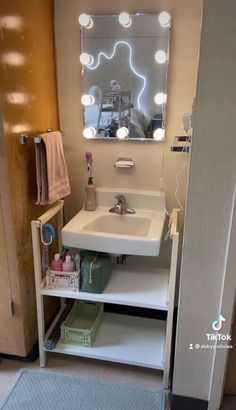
80,13 -> 171,141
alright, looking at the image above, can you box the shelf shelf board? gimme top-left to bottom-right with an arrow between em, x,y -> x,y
45,312 -> 166,370
41,266 -> 169,311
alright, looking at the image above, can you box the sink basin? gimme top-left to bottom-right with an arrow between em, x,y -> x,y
84,214 -> 151,236
62,188 -> 166,256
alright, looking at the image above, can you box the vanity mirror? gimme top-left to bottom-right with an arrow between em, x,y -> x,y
79,12 -> 171,141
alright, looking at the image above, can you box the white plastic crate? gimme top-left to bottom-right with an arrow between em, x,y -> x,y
46,269 -> 80,291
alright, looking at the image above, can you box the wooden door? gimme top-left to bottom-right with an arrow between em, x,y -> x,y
0,112 -> 20,355
0,195 -> 16,354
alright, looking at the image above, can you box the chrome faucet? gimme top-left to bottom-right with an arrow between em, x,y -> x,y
109,194 -> 135,215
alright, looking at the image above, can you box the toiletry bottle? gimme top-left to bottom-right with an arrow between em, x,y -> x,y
74,253 -> 81,272
85,177 -> 96,211
51,253 -> 63,271
62,255 -> 75,272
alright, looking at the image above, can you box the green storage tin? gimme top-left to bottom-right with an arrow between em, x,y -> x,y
61,300 -> 103,347
81,252 -> 111,293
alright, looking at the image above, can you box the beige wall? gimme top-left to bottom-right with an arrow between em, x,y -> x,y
55,0 -> 203,266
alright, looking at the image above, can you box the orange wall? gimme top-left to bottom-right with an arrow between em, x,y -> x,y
0,0 -> 58,354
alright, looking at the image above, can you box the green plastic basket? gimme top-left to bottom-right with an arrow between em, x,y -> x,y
61,301 -> 103,347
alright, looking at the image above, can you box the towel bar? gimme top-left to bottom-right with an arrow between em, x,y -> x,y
20,129 -> 64,145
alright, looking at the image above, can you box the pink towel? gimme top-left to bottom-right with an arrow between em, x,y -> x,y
35,141 -> 48,205
35,131 -> 71,204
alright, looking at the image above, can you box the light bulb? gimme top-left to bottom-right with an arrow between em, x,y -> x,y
83,127 -> 96,139
118,12 -> 132,28
79,53 -> 94,66
155,50 -> 167,64
81,94 -> 95,106
154,92 -> 167,105
117,127 -> 129,139
153,128 -> 165,141
158,11 -> 171,28
78,14 -> 94,29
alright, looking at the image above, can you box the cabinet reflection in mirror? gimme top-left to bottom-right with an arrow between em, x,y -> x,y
79,12 -> 171,141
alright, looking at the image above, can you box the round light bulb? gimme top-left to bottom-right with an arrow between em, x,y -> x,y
118,12 -> 132,28
155,50 -> 167,64
81,94 -> 95,106
117,127 -> 129,139
78,14 -> 94,29
83,127 -> 96,139
154,92 -> 167,105
158,12 -> 171,27
79,53 -> 94,66
153,128 -> 165,141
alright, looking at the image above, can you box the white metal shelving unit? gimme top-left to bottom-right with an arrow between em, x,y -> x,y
32,201 -> 179,389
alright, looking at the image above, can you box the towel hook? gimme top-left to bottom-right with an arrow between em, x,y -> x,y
40,223 -> 56,246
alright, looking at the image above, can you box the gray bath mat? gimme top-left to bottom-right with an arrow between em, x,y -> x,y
0,368 -> 165,409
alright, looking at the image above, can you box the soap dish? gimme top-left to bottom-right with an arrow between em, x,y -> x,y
114,157 -> 134,168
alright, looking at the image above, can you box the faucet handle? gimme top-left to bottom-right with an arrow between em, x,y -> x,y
115,194 -> 126,203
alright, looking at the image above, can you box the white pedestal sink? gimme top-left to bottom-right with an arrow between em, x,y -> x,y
62,188 -> 166,256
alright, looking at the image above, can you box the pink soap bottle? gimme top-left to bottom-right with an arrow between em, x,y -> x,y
62,255 -> 75,272
51,253 -> 63,271
85,177 -> 96,211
